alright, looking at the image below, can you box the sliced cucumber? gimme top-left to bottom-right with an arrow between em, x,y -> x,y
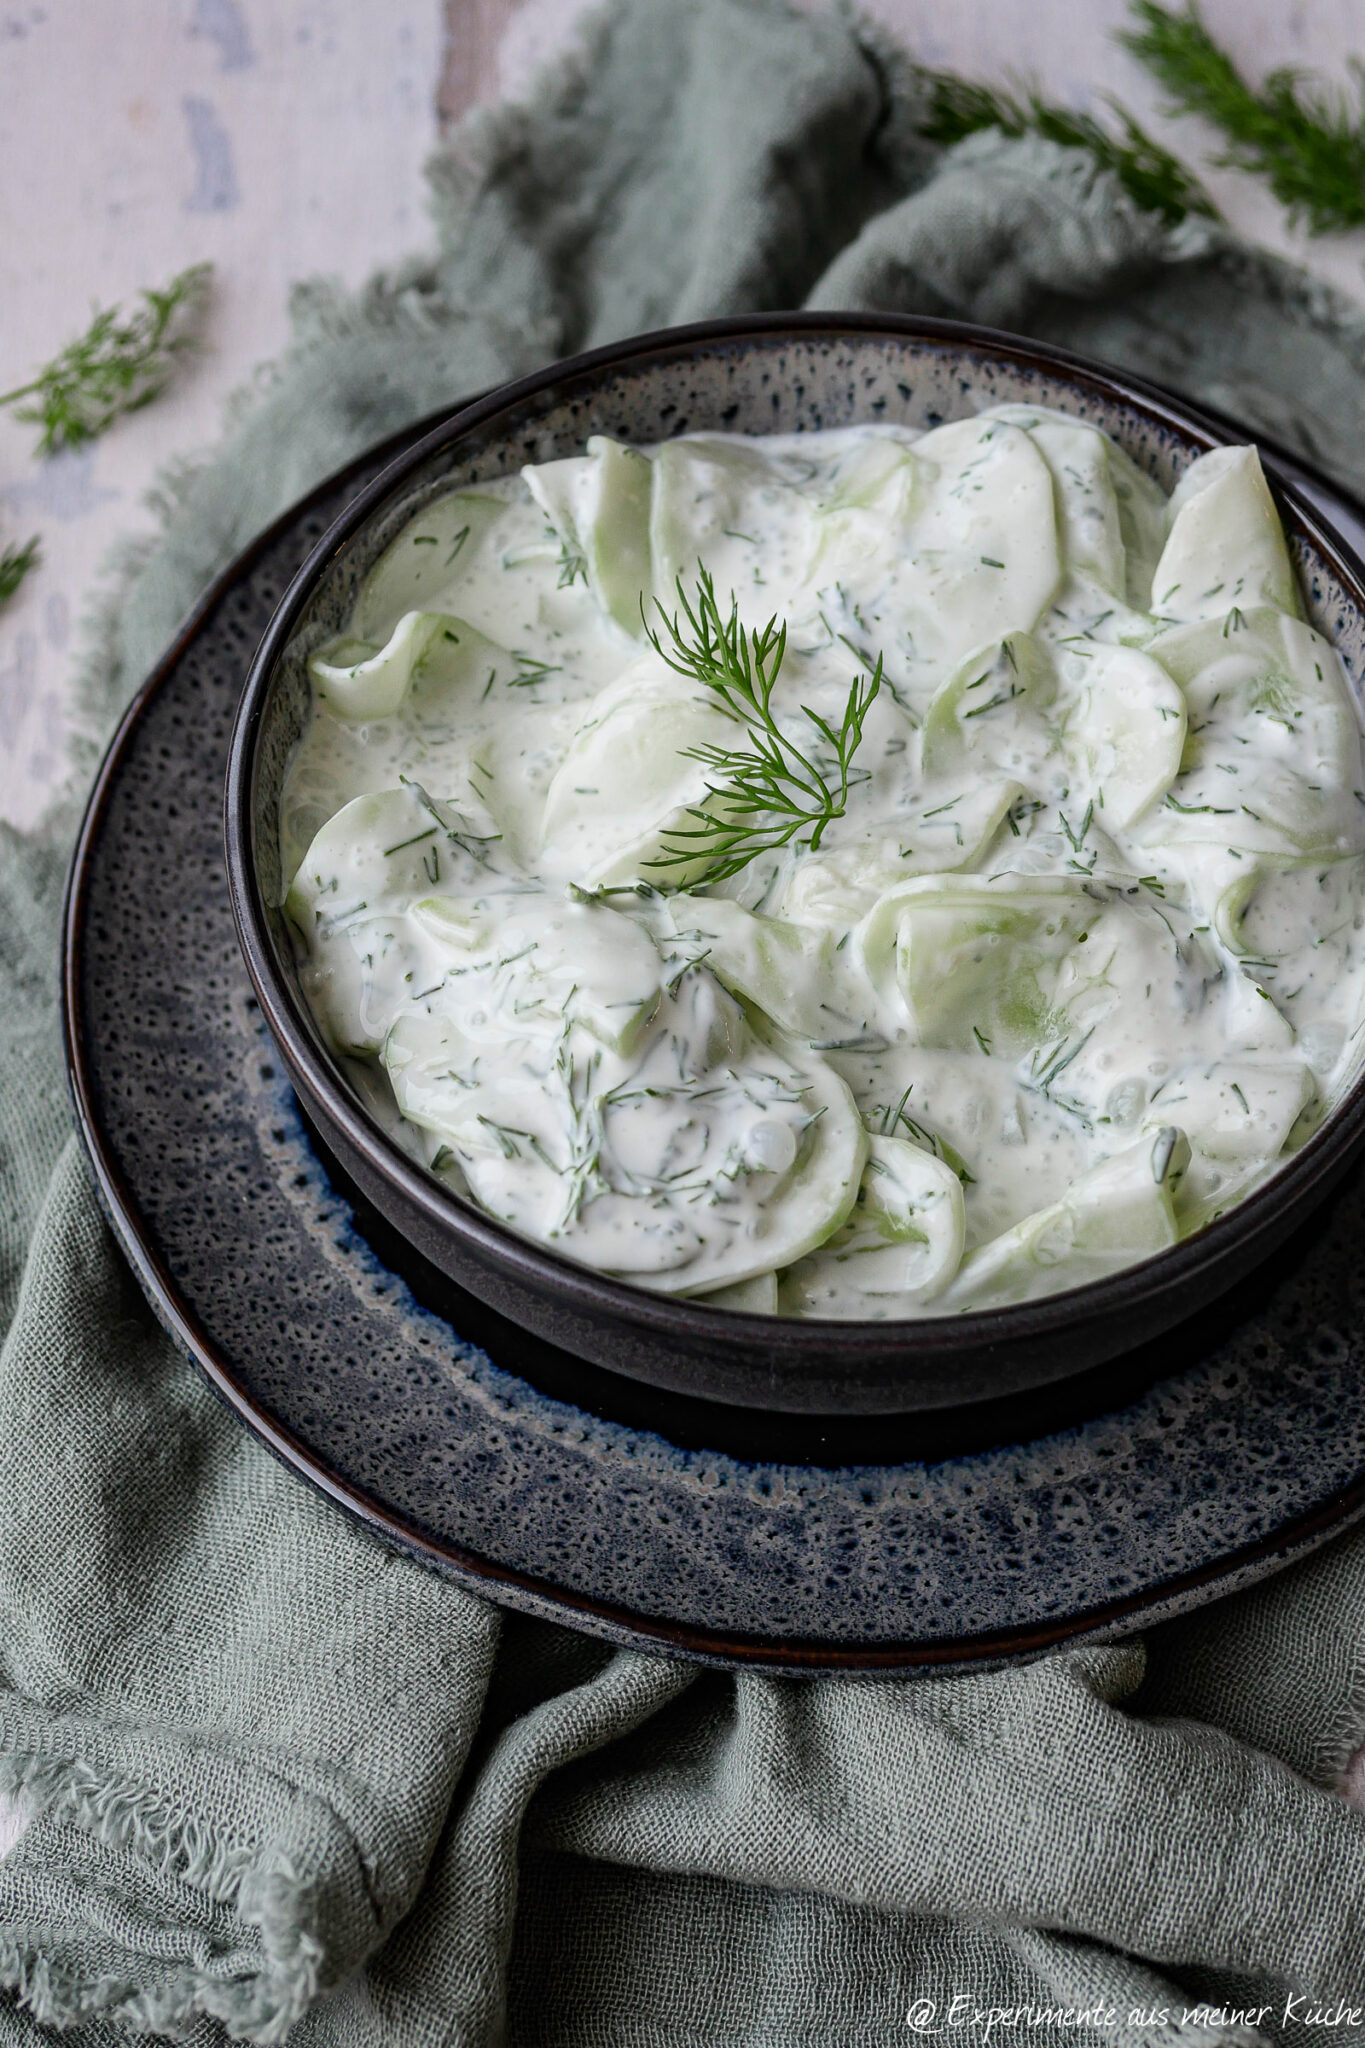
1151,446 -> 1303,624
779,1135 -> 965,1315
523,435 -> 654,636
941,1128 -> 1189,1310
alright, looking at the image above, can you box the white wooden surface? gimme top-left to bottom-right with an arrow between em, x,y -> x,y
0,0 -> 445,828
2,0 -> 1364,829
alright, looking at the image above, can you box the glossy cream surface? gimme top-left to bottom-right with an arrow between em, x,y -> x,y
280,408 -> 1365,1316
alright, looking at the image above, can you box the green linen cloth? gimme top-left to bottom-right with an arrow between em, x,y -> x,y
10,1 -> 1365,2041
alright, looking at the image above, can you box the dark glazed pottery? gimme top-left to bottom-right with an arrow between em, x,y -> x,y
225,314 -> 1365,1417
64,387 -> 1365,1667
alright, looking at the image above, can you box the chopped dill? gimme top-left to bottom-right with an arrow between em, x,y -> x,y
556,539 -> 588,588
510,653 -> 562,685
1164,793 -> 1233,815
1058,800 -> 1094,853
381,827 -> 438,857
877,1086 -> 977,1184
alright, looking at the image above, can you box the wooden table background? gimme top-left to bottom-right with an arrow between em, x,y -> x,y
1,0 -> 1363,833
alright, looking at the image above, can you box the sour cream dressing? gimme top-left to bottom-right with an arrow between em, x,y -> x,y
280,408 -> 1365,1316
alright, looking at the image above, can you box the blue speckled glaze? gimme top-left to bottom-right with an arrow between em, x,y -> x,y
66,328 -> 1365,1671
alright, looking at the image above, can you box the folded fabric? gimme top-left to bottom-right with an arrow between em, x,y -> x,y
6,1 -> 1365,2042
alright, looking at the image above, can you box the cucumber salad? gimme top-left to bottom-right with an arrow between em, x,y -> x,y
280,407 -> 1365,1317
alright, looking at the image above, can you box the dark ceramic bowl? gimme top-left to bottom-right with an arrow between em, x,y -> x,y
225,312 -> 1365,1416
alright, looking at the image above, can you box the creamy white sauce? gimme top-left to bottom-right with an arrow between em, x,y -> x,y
280,408 -> 1365,1316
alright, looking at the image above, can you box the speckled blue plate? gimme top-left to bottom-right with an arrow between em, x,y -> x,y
61,367 -> 1365,1675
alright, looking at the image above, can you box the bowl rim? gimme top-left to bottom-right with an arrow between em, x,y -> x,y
224,308 -> 1365,1367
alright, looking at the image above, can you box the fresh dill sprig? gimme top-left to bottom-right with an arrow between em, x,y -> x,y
0,536 -> 40,610
643,569 -> 882,887
0,262 -> 212,454
912,64 -> 1217,225
1122,1 -> 1365,234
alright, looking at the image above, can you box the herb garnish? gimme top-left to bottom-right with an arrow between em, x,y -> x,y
1122,1 -> 1365,234
912,63 -> 1216,225
0,263 -> 212,453
643,570 -> 882,886
0,536 -> 41,610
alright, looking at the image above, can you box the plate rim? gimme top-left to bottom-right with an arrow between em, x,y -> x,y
58,341 -> 1365,1673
